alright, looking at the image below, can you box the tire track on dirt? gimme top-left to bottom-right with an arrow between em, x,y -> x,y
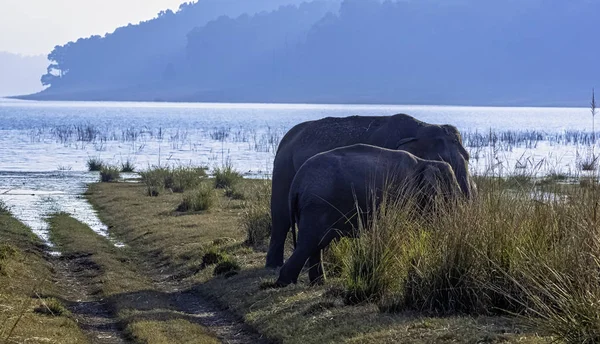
52,253 -> 127,344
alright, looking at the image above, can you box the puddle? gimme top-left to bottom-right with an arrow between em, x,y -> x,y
0,171 -> 125,252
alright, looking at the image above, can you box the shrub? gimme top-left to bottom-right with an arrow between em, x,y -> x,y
177,184 -> 216,212
100,166 -> 120,182
120,158 -> 136,172
34,298 -> 70,316
240,182 -> 272,250
86,157 -> 104,171
213,164 -> 243,189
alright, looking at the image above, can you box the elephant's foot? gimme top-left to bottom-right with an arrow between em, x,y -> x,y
265,249 -> 285,269
259,279 -> 290,289
265,261 -> 283,269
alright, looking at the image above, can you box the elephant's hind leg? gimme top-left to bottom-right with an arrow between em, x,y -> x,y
308,250 -> 325,286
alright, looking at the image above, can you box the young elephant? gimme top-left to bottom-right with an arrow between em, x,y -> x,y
275,144 -> 462,287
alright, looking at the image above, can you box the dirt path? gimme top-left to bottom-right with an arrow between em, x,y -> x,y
136,255 -> 271,344
52,253 -> 127,344
49,240 -> 270,344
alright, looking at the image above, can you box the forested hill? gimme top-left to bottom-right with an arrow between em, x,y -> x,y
19,0 -> 600,107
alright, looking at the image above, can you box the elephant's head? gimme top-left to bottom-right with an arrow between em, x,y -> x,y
413,161 -> 462,211
396,125 -> 475,199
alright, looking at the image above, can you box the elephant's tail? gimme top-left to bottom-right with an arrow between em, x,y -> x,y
289,192 -> 299,249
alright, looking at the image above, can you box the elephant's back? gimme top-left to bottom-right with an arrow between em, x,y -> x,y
296,144 -> 420,186
278,116 -> 392,167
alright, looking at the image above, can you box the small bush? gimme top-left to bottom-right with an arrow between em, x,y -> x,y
100,166 -> 120,182
34,298 -> 70,316
120,159 -> 136,172
213,257 -> 241,276
177,185 -> 216,212
213,164 -> 243,189
86,157 -> 104,171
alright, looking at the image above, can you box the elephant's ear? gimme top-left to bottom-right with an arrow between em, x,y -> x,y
396,137 -> 418,149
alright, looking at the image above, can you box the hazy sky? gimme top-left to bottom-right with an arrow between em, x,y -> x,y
1,0 -> 189,56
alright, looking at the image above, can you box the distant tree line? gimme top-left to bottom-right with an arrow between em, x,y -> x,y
34,0 -> 600,106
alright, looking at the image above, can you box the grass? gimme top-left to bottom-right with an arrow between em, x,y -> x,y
0,211 -> 87,343
326,176 -> 600,344
34,297 -> 71,316
140,166 -> 207,195
87,157 -> 104,171
121,158 -> 136,172
213,257 -> 241,276
125,319 -> 219,344
224,186 -> 246,200
239,180 -> 272,250
213,164 -> 243,189
100,165 -> 121,182
177,184 -> 216,212
87,179 -> 550,343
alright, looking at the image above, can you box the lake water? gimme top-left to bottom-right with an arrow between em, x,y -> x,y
0,98 -> 596,249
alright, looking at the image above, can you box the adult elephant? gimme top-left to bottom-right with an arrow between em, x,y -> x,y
276,144 -> 463,286
265,113 -> 474,269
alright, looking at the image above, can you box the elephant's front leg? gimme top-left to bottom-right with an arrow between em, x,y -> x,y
308,250 -> 325,286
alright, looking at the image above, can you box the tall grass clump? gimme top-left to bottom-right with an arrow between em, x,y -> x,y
213,164 -> 243,189
86,157 -> 104,171
100,165 -> 120,182
140,166 -> 207,196
332,176 -> 600,342
241,181 -> 272,250
120,158 -> 136,172
177,184 -> 216,212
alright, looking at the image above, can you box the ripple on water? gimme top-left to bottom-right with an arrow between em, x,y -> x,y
0,171 -> 125,252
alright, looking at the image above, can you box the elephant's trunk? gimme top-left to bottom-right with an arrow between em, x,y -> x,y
453,162 -> 472,199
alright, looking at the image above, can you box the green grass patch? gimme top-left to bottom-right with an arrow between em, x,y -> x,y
177,184 -> 216,212
140,166 -> 207,195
